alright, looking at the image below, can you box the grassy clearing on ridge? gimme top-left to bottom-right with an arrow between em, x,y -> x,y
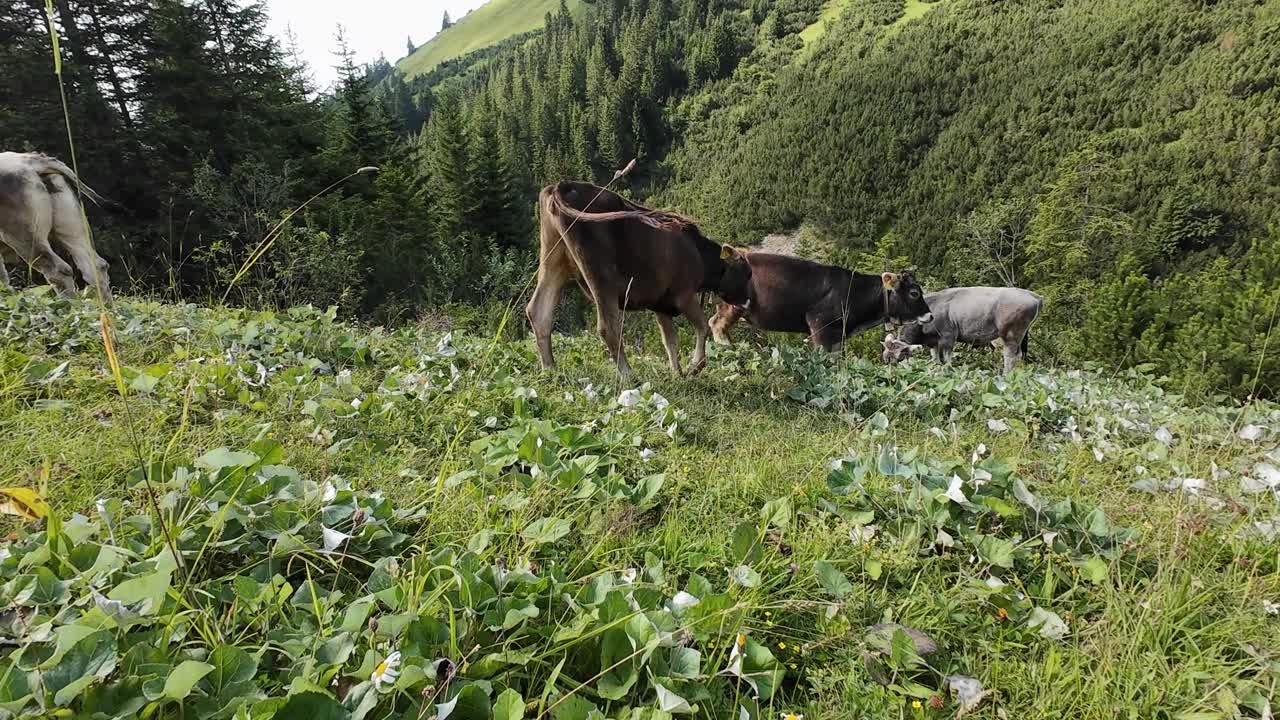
398,0 -> 579,79
0,289 -> 1277,719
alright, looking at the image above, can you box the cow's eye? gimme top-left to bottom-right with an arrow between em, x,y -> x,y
910,290 -> 920,299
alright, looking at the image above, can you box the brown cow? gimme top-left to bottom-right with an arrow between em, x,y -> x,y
527,182 -> 751,378
709,253 -> 932,352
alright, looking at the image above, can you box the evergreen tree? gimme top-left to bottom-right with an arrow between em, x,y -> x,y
442,10 -> 452,30
328,27 -> 395,168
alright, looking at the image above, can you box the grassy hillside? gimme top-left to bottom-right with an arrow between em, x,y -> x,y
1,288 -> 1277,718
398,0 -> 577,78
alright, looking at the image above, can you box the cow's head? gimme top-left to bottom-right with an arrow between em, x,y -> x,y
881,271 -> 932,325
881,332 -> 924,364
715,245 -> 752,306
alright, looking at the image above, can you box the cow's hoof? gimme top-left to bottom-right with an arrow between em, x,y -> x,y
685,360 -> 707,378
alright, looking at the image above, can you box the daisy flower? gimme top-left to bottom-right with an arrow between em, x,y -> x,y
371,650 -> 401,688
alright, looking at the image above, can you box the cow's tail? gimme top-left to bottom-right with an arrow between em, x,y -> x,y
545,186 -> 690,232
33,155 -> 108,207
1021,293 -> 1044,361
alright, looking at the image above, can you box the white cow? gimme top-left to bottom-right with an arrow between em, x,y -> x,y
0,152 -> 112,302
883,286 -> 1044,374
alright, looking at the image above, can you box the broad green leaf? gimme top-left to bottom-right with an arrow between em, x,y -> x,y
108,569 -> 171,612
813,561 -> 853,599
654,681 -> 693,714
1076,556 -> 1108,584
730,522 -> 762,565
1013,478 -> 1042,512
437,684 -> 491,720
669,647 -> 701,679
1085,508 -> 1111,537
467,528 -> 494,554
974,535 -> 1015,569
729,565 -> 760,588
494,689 -> 525,720
195,448 -> 259,471
551,694 -> 598,720
521,517 -> 572,545
759,497 -> 793,530
632,474 -> 666,507
271,691 -> 348,720
865,559 -> 883,580
163,660 -> 214,701
44,630 -> 117,706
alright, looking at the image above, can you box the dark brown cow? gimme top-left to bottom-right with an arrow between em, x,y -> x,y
527,182 -> 751,378
708,253 -> 932,352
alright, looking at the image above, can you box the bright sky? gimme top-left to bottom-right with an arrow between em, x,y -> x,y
265,0 -> 490,91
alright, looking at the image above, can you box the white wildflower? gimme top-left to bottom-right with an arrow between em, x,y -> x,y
321,481 -> 338,502
582,382 -> 598,400
971,443 -> 987,464
620,568 -> 638,584
618,388 -> 642,407
651,392 -> 669,411
972,467 -> 992,489
371,651 -> 401,688
928,426 -> 946,440
1154,426 -> 1173,445
1264,600 -> 1279,616
1239,424 -> 1264,442
564,391 -> 574,402
1092,446 -> 1105,463
849,524 -> 878,543
987,418 -> 1010,433
944,475 -> 969,504
639,447 -> 656,462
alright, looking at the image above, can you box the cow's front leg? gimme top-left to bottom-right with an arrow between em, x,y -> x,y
655,313 -> 682,376
709,302 -> 744,345
0,257 -> 10,290
678,296 -> 711,376
807,314 -> 843,353
597,305 -> 632,378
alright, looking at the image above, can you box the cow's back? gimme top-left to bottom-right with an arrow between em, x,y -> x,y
540,182 -> 712,314
740,253 -> 851,333
927,287 -> 1041,343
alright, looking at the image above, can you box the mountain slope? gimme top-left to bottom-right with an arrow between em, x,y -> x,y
398,0 -> 579,78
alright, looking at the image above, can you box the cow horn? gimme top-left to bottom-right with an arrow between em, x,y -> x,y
720,244 -> 734,260
881,272 -> 897,289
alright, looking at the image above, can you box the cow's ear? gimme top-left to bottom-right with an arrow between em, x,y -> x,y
881,272 -> 898,289
720,244 -> 734,260
883,333 -> 896,346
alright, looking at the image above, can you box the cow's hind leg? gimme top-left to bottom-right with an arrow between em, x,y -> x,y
678,295 -> 712,376
0,243 -> 11,289
655,313 -> 682,376
576,268 -> 631,378
2,190 -> 77,298
1001,330 -> 1025,375
710,302 -> 744,345
526,263 -> 570,371
47,176 -> 111,303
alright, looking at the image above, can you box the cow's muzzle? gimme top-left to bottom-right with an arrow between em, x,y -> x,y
916,312 -> 933,324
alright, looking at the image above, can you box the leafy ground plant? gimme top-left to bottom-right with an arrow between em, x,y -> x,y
1,289 -> 1278,719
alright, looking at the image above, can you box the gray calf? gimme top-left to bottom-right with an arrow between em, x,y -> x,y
885,287 -> 1043,374
0,152 -> 112,302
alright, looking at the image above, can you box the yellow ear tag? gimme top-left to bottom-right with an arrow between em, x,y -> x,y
720,245 -> 733,260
